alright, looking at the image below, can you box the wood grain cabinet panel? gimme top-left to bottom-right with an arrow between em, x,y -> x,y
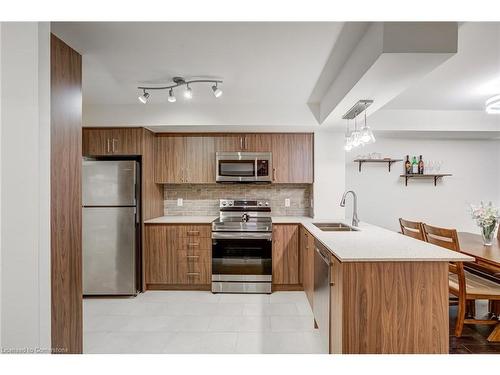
82,128 -> 142,156
300,226 -> 314,308
110,128 -> 142,155
145,224 -> 212,288
271,133 -> 314,183
243,134 -> 272,152
144,225 -> 179,284
215,135 -> 245,152
155,136 -> 185,183
185,136 -> 216,183
156,136 -> 216,183
272,224 -> 300,285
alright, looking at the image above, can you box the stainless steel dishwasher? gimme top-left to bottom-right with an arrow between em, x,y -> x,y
313,240 -> 330,354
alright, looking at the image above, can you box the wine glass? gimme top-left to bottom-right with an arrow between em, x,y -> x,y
434,160 -> 442,173
426,160 -> 434,174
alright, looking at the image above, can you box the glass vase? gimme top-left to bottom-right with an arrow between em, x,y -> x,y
481,221 -> 498,246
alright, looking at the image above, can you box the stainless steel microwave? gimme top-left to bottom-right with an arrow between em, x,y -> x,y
216,152 -> 272,183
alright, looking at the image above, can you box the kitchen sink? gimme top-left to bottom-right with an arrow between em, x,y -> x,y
312,223 -> 359,232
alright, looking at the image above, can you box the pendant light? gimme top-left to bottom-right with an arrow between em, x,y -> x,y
360,103 -> 375,144
351,114 -> 361,147
167,88 -> 176,103
344,119 -> 353,151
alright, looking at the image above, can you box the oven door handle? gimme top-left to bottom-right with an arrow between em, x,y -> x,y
212,232 -> 272,241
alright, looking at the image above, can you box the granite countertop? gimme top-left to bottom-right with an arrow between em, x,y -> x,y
144,215 -> 473,263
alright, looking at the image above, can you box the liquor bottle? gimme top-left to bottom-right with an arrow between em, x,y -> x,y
404,155 -> 411,175
418,155 -> 424,174
411,156 -> 418,174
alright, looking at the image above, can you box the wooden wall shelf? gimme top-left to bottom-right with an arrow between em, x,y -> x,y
400,174 -> 452,186
353,159 -> 403,172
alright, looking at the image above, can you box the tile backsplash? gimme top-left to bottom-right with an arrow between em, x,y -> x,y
163,184 -> 313,217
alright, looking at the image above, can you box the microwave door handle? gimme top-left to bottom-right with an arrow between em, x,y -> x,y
255,159 -> 258,178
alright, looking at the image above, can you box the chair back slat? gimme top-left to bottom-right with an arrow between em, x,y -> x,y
422,224 -> 461,252
422,223 -> 467,298
399,218 -> 425,241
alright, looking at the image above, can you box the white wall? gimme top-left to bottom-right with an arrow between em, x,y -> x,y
313,129 -> 346,219
345,136 -> 500,233
0,22 -> 50,352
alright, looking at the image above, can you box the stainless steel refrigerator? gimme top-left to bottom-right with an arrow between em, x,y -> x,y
82,159 -> 139,295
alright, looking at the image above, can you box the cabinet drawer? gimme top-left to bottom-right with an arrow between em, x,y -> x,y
177,225 -> 212,238
178,250 -> 211,263
177,237 -> 212,250
177,261 -> 210,284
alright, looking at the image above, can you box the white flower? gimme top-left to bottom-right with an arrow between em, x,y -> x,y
470,201 -> 499,228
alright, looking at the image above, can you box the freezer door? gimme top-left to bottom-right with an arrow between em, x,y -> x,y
82,160 -> 136,206
83,207 -> 136,295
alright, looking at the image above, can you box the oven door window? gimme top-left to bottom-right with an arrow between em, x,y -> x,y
212,238 -> 272,275
218,160 -> 255,177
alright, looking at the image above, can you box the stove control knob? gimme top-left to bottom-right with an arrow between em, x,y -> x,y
229,202 -> 233,206
265,202 -> 269,206
258,202 -> 263,206
222,202 -> 227,206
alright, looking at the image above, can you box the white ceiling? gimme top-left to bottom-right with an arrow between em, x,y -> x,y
384,22 -> 500,111
51,22 -> 343,107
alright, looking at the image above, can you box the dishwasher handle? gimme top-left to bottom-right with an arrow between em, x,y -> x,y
315,246 -> 330,265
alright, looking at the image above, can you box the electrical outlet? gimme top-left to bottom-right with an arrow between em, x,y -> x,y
285,198 -> 291,207
177,198 -> 183,207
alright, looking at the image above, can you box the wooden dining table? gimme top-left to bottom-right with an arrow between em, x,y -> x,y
457,232 -> 500,342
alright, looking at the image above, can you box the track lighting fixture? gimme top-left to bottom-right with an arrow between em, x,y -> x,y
137,76 -> 223,103
211,83 -> 223,98
138,91 -> 150,104
167,88 -> 176,103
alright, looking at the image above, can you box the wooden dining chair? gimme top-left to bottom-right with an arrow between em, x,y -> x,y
422,223 -> 500,340
399,218 -> 426,241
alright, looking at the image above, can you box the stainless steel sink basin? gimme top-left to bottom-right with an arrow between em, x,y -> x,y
312,223 -> 359,232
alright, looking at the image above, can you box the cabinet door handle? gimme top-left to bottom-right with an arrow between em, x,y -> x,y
240,136 -> 243,150
186,255 -> 200,259
112,138 -> 117,153
272,168 -> 276,181
187,242 -> 200,247
107,139 -> 110,153
187,231 -> 200,236
187,272 -> 200,276
244,136 -> 247,150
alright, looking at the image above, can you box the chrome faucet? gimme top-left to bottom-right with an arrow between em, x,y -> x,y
340,190 -> 359,227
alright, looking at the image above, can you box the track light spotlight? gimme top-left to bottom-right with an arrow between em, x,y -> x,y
167,88 -> 176,103
184,85 -> 193,99
212,84 -> 223,98
138,91 -> 150,104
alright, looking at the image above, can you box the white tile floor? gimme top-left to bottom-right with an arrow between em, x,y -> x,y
84,291 -> 325,354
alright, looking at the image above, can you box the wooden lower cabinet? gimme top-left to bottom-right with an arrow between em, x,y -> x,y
144,224 -> 211,289
272,224 -> 300,288
300,226 -> 315,308
323,252 -> 450,353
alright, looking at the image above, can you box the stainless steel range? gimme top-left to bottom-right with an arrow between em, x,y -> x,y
211,199 -> 272,294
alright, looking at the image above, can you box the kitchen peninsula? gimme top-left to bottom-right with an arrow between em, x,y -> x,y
145,215 -> 472,354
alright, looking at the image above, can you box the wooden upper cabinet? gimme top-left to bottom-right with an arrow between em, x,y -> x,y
245,134 -> 272,152
155,136 -> 216,184
110,128 -> 142,155
272,224 -> 300,285
82,128 -> 142,156
155,136 -> 185,183
185,136 -> 216,183
271,133 -> 314,183
215,135 -> 245,152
